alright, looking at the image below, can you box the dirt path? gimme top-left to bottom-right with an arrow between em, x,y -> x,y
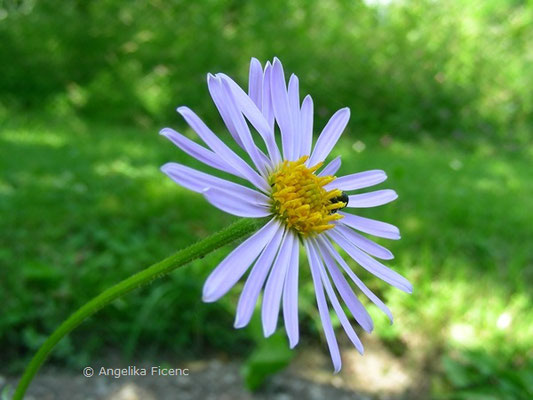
2,337 -> 429,399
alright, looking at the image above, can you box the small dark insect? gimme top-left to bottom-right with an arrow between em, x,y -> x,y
329,191 -> 349,213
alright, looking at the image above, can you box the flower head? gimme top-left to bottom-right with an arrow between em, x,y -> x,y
270,155 -> 345,234
160,57 -> 412,372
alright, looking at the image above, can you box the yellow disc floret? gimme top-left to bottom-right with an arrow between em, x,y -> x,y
269,155 -> 346,236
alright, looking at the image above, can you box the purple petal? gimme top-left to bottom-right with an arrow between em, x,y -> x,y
203,218 -> 280,302
261,62 -> 275,131
219,73 -> 281,165
305,240 -> 342,373
328,229 -> 412,293
300,95 -> 314,158
317,236 -> 394,323
288,74 -> 300,159
318,156 -> 341,177
160,128 -> 236,175
234,226 -> 285,328
177,106 -> 270,193
282,235 -> 300,348
248,57 -> 263,108
309,108 -> 350,166
326,170 -> 387,192
312,237 -> 373,333
207,73 -> 243,149
203,187 -> 271,218
347,189 -> 398,208
311,238 -> 365,353
208,74 -> 270,175
271,58 -> 295,161
335,224 -> 394,260
160,162 -> 263,198
218,76 -> 269,175
262,229 -> 295,337
338,211 -> 401,240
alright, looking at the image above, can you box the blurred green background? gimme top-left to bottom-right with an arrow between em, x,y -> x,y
1,0 -> 532,398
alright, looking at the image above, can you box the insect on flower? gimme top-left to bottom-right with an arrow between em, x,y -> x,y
160,57 -> 412,372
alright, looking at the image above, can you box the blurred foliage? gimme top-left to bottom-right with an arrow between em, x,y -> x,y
240,313 -> 295,390
1,0 -> 533,143
1,0 -> 533,397
438,351 -> 533,399
241,331 -> 294,390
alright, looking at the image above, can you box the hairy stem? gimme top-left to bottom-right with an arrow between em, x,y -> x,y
14,217 -> 268,399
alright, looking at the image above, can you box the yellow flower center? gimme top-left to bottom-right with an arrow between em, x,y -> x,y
269,156 -> 346,236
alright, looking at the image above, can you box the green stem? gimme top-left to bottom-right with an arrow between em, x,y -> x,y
14,217 -> 268,400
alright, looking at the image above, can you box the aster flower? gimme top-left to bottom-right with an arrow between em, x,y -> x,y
160,57 -> 412,372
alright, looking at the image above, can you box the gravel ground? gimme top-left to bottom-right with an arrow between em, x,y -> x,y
2,337 -> 430,400
3,362 -> 367,400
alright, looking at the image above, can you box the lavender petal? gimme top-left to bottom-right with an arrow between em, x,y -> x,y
305,240 -> 342,373
311,238 -> 365,353
202,218 -> 279,302
219,73 -> 281,165
203,187 -> 271,218
288,74 -> 301,159
335,224 -> 394,260
347,189 -> 398,208
318,156 -> 341,177
160,128 -> 237,175
234,226 -> 285,328
328,229 -> 412,293
282,234 -> 300,348
313,237 -> 373,333
248,57 -> 263,108
338,211 -> 401,240
300,95 -> 314,158
317,236 -> 394,323
261,62 -> 275,131
207,73 -> 243,149
217,76 -> 269,175
271,58 -> 295,161
309,108 -> 350,166
326,170 -> 387,192
262,229 -> 295,337
161,162 -> 267,200
177,106 -> 270,193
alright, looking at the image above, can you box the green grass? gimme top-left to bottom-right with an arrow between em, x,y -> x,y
1,114 -> 532,397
